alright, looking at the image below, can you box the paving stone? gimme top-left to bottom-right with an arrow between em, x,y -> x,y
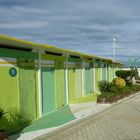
38,94 -> 140,140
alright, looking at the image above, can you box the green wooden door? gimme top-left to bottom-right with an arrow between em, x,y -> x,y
107,64 -> 113,82
85,67 -> 91,95
95,67 -> 98,91
55,60 -> 65,109
42,67 -> 55,115
68,68 -> 76,102
90,68 -> 94,92
95,64 -> 101,92
110,65 -> 113,82
75,68 -> 82,98
18,59 -> 37,118
55,68 -> 65,109
102,64 -> 106,81
107,65 -> 110,81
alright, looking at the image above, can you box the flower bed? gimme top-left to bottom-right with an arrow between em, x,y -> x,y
97,84 -> 140,103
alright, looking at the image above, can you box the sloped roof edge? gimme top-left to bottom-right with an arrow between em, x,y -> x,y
0,34 -> 122,64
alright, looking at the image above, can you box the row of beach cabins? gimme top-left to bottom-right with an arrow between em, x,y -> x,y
0,35 -> 123,119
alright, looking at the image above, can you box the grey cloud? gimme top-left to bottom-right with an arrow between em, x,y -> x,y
0,0 -> 140,66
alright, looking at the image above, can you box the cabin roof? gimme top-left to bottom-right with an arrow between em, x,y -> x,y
0,34 -> 122,65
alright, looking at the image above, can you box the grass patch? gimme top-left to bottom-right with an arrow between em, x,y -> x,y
71,93 -> 97,104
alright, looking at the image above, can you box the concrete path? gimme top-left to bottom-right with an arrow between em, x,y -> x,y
70,102 -> 111,119
36,93 -> 140,140
9,102 -> 110,140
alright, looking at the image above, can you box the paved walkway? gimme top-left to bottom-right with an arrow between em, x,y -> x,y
70,102 -> 110,119
36,93 -> 140,140
10,102 -> 110,140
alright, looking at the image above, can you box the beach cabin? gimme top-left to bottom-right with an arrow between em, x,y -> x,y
0,35 -> 123,120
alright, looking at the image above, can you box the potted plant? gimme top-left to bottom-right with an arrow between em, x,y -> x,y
0,108 -> 8,140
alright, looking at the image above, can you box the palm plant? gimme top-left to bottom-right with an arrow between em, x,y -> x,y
0,108 -> 5,119
7,107 -> 33,134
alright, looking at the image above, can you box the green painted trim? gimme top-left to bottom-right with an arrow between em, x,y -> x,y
68,57 -> 82,62
41,54 -> 66,61
84,59 -> 93,63
0,48 -> 38,59
55,60 -> 64,68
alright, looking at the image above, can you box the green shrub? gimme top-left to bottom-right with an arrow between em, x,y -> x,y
98,81 -> 110,93
0,108 -> 5,119
98,81 -> 119,93
116,68 -> 138,82
97,84 -> 140,103
116,70 -> 131,81
0,107 -> 33,134
0,117 -> 9,131
126,82 -> 133,87
7,108 -> 33,134
0,108 -> 9,131
108,83 -> 119,93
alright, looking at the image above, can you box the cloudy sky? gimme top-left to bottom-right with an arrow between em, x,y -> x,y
0,0 -> 140,66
